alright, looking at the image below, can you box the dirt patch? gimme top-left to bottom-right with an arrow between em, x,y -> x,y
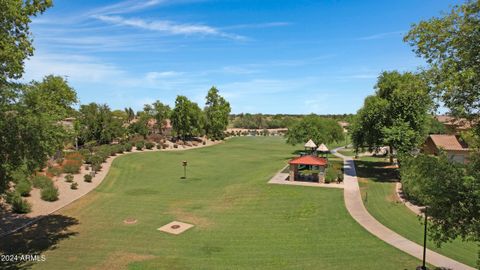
123,218 -> 137,225
358,178 -> 369,184
90,252 -> 155,270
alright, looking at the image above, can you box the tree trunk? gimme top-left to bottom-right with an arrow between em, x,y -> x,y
389,145 -> 394,164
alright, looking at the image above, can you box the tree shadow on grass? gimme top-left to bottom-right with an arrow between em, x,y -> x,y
0,214 -> 79,270
354,159 -> 399,183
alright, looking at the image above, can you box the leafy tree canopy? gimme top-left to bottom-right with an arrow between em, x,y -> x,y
286,114 -> 344,146
171,95 -> 204,139
405,0 -> 480,139
351,71 -> 432,159
204,87 -> 231,140
0,0 -> 52,83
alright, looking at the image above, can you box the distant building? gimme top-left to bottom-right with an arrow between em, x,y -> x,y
338,121 -> 349,133
59,117 -> 75,130
423,134 -> 470,164
435,115 -> 472,134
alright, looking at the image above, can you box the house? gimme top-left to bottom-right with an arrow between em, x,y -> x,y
435,115 -> 472,134
338,121 -> 349,133
423,134 -> 470,164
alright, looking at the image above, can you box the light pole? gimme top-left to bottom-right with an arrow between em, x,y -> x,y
417,206 -> 429,270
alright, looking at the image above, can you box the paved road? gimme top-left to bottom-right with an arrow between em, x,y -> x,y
332,148 -> 475,270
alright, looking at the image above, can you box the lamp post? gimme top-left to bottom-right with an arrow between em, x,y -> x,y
182,160 -> 187,179
417,206 -> 429,270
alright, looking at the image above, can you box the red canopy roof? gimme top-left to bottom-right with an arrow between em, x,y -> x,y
289,155 -> 328,166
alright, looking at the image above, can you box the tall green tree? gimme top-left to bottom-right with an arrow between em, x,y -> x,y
152,100 -> 171,134
404,2 -> 480,263
286,114 -> 344,146
0,0 -> 52,84
171,96 -> 204,139
76,103 -> 124,145
204,87 -> 231,140
400,153 -> 480,264
404,0 -> 480,140
0,76 -> 77,192
351,71 -> 432,161
124,107 -> 135,123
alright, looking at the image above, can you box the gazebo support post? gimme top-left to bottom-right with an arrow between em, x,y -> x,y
289,164 -> 297,182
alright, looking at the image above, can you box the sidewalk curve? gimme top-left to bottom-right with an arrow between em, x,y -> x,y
332,148 -> 475,270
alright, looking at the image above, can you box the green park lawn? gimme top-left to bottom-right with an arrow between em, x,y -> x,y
2,137 -> 423,270
356,156 -> 478,268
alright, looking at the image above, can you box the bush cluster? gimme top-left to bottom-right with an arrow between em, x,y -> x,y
65,174 -> 74,182
136,141 -> 145,150
32,175 -> 52,189
84,174 -> 93,183
70,182 -> 78,190
9,192 -> 31,213
145,142 -> 155,149
47,165 -> 62,177
40,182 -> 59,202
16,179 -> 32,197
63,159 -> 82,174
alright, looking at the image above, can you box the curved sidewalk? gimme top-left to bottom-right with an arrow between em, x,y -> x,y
332,149 -> 475,270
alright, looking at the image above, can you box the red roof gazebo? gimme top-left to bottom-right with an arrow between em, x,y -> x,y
288,155 -> 328,183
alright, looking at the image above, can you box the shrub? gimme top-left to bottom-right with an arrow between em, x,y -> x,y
65,174 -> 74,182
79,148 -> 91,159
337,172 -> 344,183
162,143 -> 169,149
124,143 -> 133,152
55,157 -> 64,166
92,164 -> 102,172
136,141 -> 145,150
47,166 -> 62,177
116,144 -> 125,154
87,154 -> 103,166
156,144 -> 161,149
70,182 -> 78,190
145,142 -> 155,149
11,193 -> 31,213
202,141 -> 206,145
16,179 -> 32,197
32,175 -> 52,189
65,152 -> 83,161
84,174 -> 93,183
63,159 -> 82,174
173,144 -> 178,149
41,184 -> 59,202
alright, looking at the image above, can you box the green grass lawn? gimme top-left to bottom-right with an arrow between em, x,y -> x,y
355,156 -> 479,268
2,137 -> 423,269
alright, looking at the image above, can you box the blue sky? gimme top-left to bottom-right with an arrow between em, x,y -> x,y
24,0 -> 461,114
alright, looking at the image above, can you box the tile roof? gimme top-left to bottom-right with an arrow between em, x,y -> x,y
429,134 -> 469,151
289,155 -> 328,166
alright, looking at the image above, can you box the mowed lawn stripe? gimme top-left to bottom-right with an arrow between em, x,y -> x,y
31,137 -> 422,269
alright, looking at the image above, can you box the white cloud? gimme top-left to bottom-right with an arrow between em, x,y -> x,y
23,53 -> 126,83
357,30 -> 405,41
222,22 -> 291,30
88,0 -> 166,16
94,15 -> 246,40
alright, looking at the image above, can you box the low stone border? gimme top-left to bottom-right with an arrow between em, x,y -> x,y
395,182 -> 424,216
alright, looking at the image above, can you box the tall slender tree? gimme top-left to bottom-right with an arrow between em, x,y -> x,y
171,96 -> 204,139
204,87 -> 231,140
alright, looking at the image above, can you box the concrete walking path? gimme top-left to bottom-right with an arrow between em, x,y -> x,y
332,148 -> 475,270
